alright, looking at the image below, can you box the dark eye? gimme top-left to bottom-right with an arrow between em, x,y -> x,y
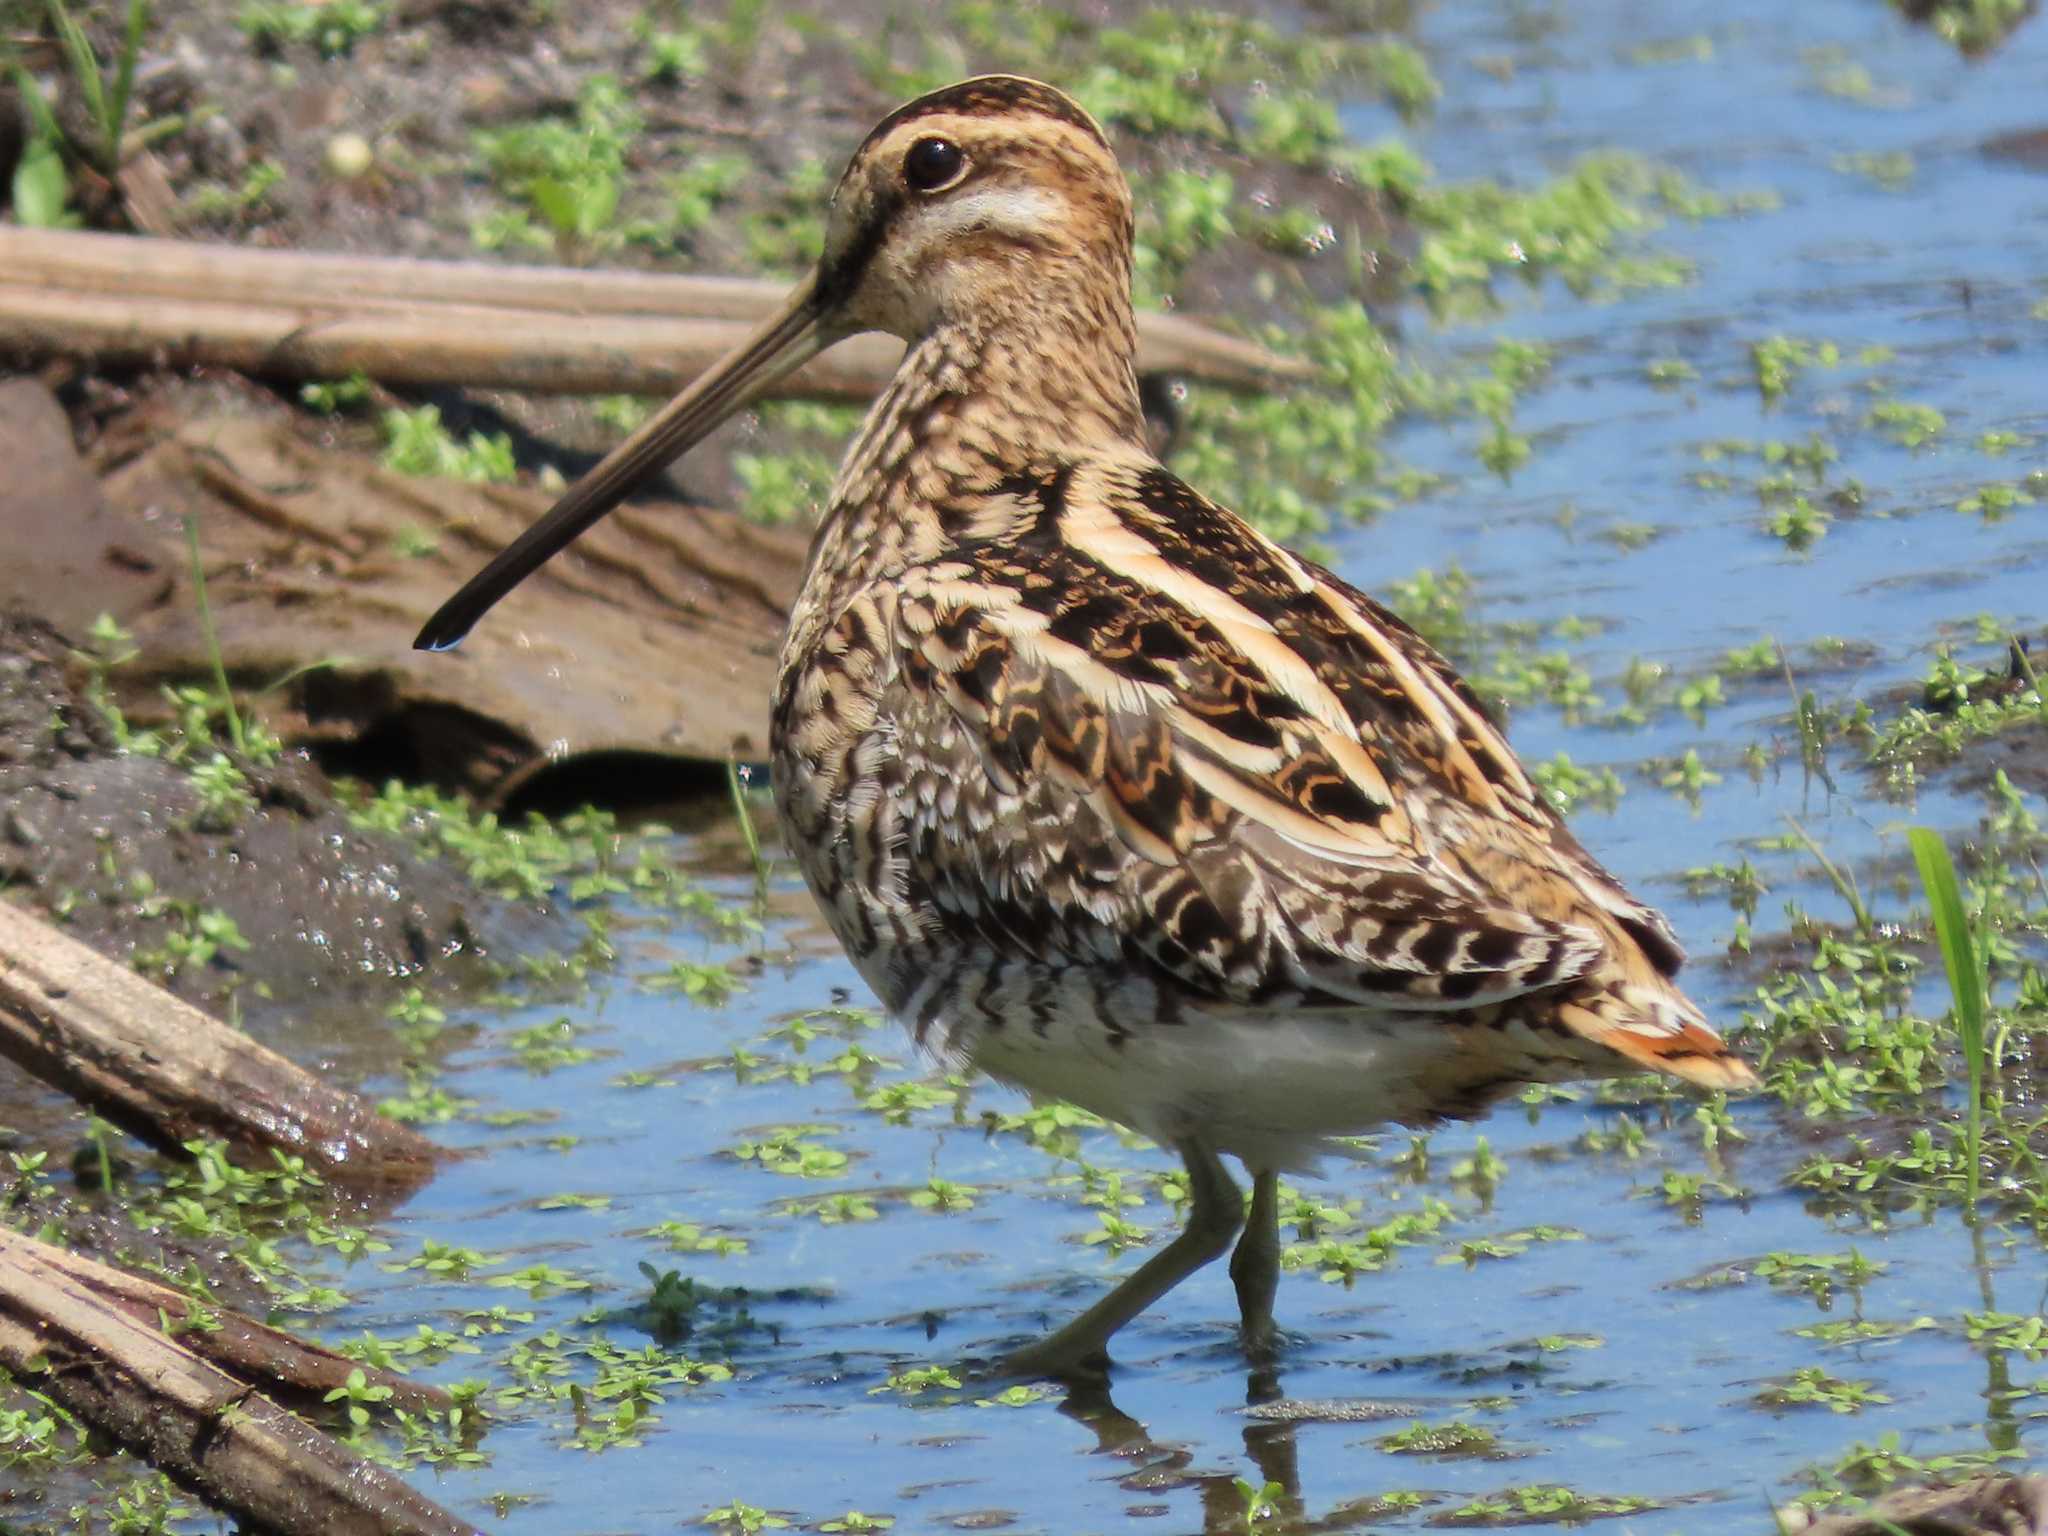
903,136 -> 966,193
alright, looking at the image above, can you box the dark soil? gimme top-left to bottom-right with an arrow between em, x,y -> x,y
1955,718 -> 2048,799
0,611 -> 567,1040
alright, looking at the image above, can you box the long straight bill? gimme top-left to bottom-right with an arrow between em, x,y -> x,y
414,273 -> 832,652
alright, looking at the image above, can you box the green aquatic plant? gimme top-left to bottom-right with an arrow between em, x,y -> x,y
1867,643 -> 2045,784
732,448 -> 835,524
636,1263 -> 702,1341
1752,335 -> 1837,401
1411,152 -> 1715,307
868,1365 -> 961,1398
728,758 -> 770,889
1808,1430 -> 2019,1502
632,15 -> 708,82
1130,167 -> 1234,296
1957,480 -> 2038,520
1961,1310 -> 2048,1358
131,899 -> 252,977
1529,753 -> 1625,816
7,112 -> 74,231
1766,495 -> 1830,550
1867,399 -> 1946,447
661,152 -> 749,242
782,1191 -> 878,1224
1447,1484 -> 1658,1521
1833,149 -> 1915,188
702,1498 -> 789,1533
93,1472 -> 193,1534
1232,1476 -> 1286,1532
489,1263 -> 589,1298
382,1240 -> 494,1282
1283,1197 -> 1451,1283
729,1126 -> 846,1177
1757,1367 -> 1891,1414
907,1177 -> 977,1212
322,1367 -> 393,1430
1897,0 -> 2034,53
1447,1226 -> 1585,1264
1379,1419 -> 1501,1456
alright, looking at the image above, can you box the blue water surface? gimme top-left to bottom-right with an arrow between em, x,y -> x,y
315,4 -> 2048,1531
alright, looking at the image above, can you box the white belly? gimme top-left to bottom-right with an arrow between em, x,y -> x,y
961,1004 -> 1590,1174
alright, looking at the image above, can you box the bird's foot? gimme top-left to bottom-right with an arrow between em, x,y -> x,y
1240,1316 -> 1279,1365
984,1335 -> 1113,1384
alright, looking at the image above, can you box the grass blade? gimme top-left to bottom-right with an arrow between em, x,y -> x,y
7,60 -> 64,147
109,0 -> 151,170
183,515 -> 246,756
1906,826 -> 1987,1208
47,0 -> 109,159
726,756 -> 768,893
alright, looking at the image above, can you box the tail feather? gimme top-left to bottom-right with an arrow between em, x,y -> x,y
1556,981 -> 1758,1091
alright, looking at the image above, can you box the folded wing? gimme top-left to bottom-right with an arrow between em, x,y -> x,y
894,458 -> 1683,1018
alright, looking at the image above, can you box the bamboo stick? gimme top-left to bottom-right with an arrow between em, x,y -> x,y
0,280 -> 914,399
0,1229 -> 482,1536
0,1230 -> 449,1415
0,226 -> 1311,399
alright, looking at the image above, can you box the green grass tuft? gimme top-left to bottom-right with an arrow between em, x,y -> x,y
1906,828 -> 1989,1209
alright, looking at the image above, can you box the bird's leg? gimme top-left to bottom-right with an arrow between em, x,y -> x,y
997,1142 -> 1242,1380
1230,1168 -> 1281,1359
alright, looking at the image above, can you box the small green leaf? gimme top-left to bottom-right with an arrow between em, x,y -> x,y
12,140 -> 77,228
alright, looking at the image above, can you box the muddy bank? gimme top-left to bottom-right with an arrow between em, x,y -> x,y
0,612 -> 568,1040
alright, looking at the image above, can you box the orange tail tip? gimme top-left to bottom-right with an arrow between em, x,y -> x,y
1606,1020 -> 1760,1091
1557,991 -> 1760,1092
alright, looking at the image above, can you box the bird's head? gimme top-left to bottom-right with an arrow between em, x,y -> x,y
415,76 -> 1126,652
816,75 -> 1132,339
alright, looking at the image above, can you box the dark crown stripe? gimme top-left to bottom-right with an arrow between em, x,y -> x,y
853,76 -> 1108,164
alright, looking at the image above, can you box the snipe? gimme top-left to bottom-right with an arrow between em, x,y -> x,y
419,75 -> 1754,1379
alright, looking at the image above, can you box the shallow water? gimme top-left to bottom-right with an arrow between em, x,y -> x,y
326,3 -> 2048,1531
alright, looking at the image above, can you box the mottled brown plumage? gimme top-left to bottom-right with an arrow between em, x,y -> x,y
420,74 -> 1754,1378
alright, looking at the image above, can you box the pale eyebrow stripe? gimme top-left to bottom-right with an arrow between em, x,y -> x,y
912,184 -> 1069,241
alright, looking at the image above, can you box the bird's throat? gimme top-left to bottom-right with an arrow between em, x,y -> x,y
794,305 -> 1144,610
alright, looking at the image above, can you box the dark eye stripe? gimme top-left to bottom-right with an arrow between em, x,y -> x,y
816,186 -> 900,307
